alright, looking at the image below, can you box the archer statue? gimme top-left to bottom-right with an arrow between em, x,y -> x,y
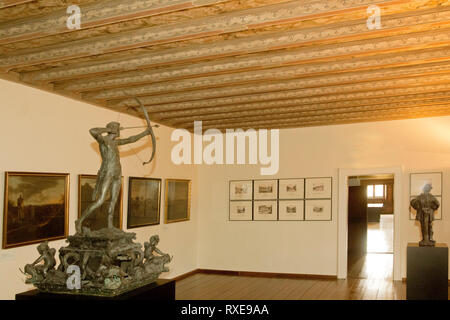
75,98 -> 156,234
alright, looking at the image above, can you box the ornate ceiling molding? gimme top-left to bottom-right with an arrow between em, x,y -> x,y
110,73 -> 450,108
0,0 -> 230,45
193,104 -> 450,130
127,82 -> 450,114
83,60 -> 450,100
21,6 -> 450,82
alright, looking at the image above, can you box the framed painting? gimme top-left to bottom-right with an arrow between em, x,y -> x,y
127,177 -> 162,229
305,199 -> 332,221
78,175 -> 123,231
410,172 -> 442,196
409,196 -> 442,221
229,180 -> 253,201
229,201 -> 253,221
253,200 -> 278,221
3,172 -> 69,249
254,179 -> 278,200
279,178 -> 304,199
305,177 -> 332,199
165,179 -> 191,223
278,200 -> 304,221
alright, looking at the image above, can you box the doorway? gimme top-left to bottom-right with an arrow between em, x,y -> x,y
347,175 -> 394,280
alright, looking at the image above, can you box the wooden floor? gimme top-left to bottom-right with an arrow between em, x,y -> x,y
175,272 -> 409,300
367,214 -> 394,253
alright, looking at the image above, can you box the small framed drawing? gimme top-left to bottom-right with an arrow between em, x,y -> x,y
253,201 -> 278,221
229,180 -> 253,201
305,199 -> 332,221
410,172 -> 442,196
78,175 -> 123,230
305,177 -> 332,199
229,201 -> 253,221
3,172 -> 69,249
278,200 -> 304,221
127,177 -> 162,229
165,179 -> 191,223
409,196 -> 442,220
279,179 -> 304,199
254,179 -> 278,200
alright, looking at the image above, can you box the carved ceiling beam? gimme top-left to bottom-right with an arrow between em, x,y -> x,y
168,96 -> 450,126
183,104 -> 450,130
83,59 -> 450,101
174,98 -> 450,128
0,0 -> 33,9
194,109 -> 450,131
119,82 -> 450,117
107,71 -> 450,109
0,0 -> 232,45
21,5 -> 450,83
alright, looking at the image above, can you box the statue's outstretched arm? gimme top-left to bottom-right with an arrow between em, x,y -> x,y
117,129 -> 150,145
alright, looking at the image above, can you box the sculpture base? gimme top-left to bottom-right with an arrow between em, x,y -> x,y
406,243 -> 448,300
16,279 -> 175,300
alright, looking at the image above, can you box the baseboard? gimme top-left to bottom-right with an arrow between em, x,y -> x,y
170,269 -> 200,281
195,269 -> 337,280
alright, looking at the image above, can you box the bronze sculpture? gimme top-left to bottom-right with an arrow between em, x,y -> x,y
23,100 -> 171,296
75,121 -> 151,233
410,184 -> 440,247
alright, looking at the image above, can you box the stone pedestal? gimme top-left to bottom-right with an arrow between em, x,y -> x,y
16,279 -> 175,300
406,243 -> 448,300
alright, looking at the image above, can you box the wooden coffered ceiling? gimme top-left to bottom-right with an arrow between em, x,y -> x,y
2,0 -> 450,130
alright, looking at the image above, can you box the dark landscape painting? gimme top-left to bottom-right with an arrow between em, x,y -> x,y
3,172 -> 69,248
127,177 -> 161,229
78,175 -> 122,231
165,179 -> 191,223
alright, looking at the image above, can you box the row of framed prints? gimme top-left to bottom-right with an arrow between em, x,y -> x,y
409,172 -> 443,220
229,178 -> 332,221
230,199 -> 332,221
230,178 -> 332,200
2,171 -> 191,249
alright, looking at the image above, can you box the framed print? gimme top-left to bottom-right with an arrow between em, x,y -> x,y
229,201 -> 253,221
254,179 -> 278,200
409,196 -> 442,220
78,175 -> 123,231
229,180 -> 253,201
127,177 -> 161,229
279,179 -> 304,199
3,172 -> 69,249
278,200 -> 304,221
165,179 -> 191,223
410,172 -> 442,196
253,200 -> 278,221
305,199 -> 332,221
305,177 -> 332,199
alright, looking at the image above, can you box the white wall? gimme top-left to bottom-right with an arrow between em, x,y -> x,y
196,117 -> 450,279
0,79 -> 198,299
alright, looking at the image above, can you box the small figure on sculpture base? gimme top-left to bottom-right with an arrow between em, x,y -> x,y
410,184 -> 440,247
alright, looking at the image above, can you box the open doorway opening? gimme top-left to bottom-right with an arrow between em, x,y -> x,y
347,174 -> 394,280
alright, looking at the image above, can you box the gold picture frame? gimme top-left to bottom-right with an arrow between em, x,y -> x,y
127,177 -> 162,229
164,179 -> 191,224
3,171 -> 70,249
78,174 -> 123,230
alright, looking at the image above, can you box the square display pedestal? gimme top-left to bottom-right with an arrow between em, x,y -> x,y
406,243 -> 448,300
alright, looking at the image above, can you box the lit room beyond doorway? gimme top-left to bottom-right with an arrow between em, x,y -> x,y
347,175 -> 394,280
